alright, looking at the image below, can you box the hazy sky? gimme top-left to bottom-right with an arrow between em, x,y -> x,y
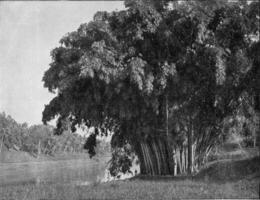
0,1 -> 124,125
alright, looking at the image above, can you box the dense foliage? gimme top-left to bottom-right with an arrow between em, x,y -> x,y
42,0 -> 259,175
0,112 -> 87,156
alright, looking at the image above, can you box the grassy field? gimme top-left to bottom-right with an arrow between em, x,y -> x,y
0,178 -> 259,200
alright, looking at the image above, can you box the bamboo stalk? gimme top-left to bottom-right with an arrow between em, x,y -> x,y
152,141 -> 161,175
144,142 -> 154,175
187,119 -> 193,174
140,143 -> 149,174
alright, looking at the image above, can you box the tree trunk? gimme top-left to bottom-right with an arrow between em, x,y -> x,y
37,141 -> 41,158
254,95 -> 260,152
136,137 -> 174,175
187,122 -> 193,174
178,148 -> 182,174
184,146 -> 187,172
0,135 -> 3,153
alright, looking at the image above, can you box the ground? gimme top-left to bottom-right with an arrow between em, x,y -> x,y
0,148 -> 259,199
0,178 -> 259,200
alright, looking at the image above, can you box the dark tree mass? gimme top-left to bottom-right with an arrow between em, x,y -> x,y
42,0 -> 259,176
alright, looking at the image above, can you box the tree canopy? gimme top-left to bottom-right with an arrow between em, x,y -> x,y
42,0 -> 259,175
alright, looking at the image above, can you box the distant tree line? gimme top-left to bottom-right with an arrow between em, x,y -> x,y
0,112 -> 90,157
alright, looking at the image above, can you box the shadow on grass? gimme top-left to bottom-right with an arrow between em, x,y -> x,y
130,156 -> 260,183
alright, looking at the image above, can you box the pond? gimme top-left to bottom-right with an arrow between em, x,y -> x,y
0,157 -> 109,186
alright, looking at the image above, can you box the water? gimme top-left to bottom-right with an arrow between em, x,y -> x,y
0,158 -> 108,186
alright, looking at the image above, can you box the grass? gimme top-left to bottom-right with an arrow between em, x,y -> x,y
0,178 -> 259,200
196,156 -> 260,181
0,150 -> 259,199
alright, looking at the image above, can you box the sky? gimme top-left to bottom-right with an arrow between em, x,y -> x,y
0,1 -> 124,125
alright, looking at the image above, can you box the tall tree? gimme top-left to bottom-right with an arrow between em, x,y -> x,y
42,0 -> 259,175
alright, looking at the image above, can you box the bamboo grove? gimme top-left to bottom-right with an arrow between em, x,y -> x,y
42,0 -> 260,176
